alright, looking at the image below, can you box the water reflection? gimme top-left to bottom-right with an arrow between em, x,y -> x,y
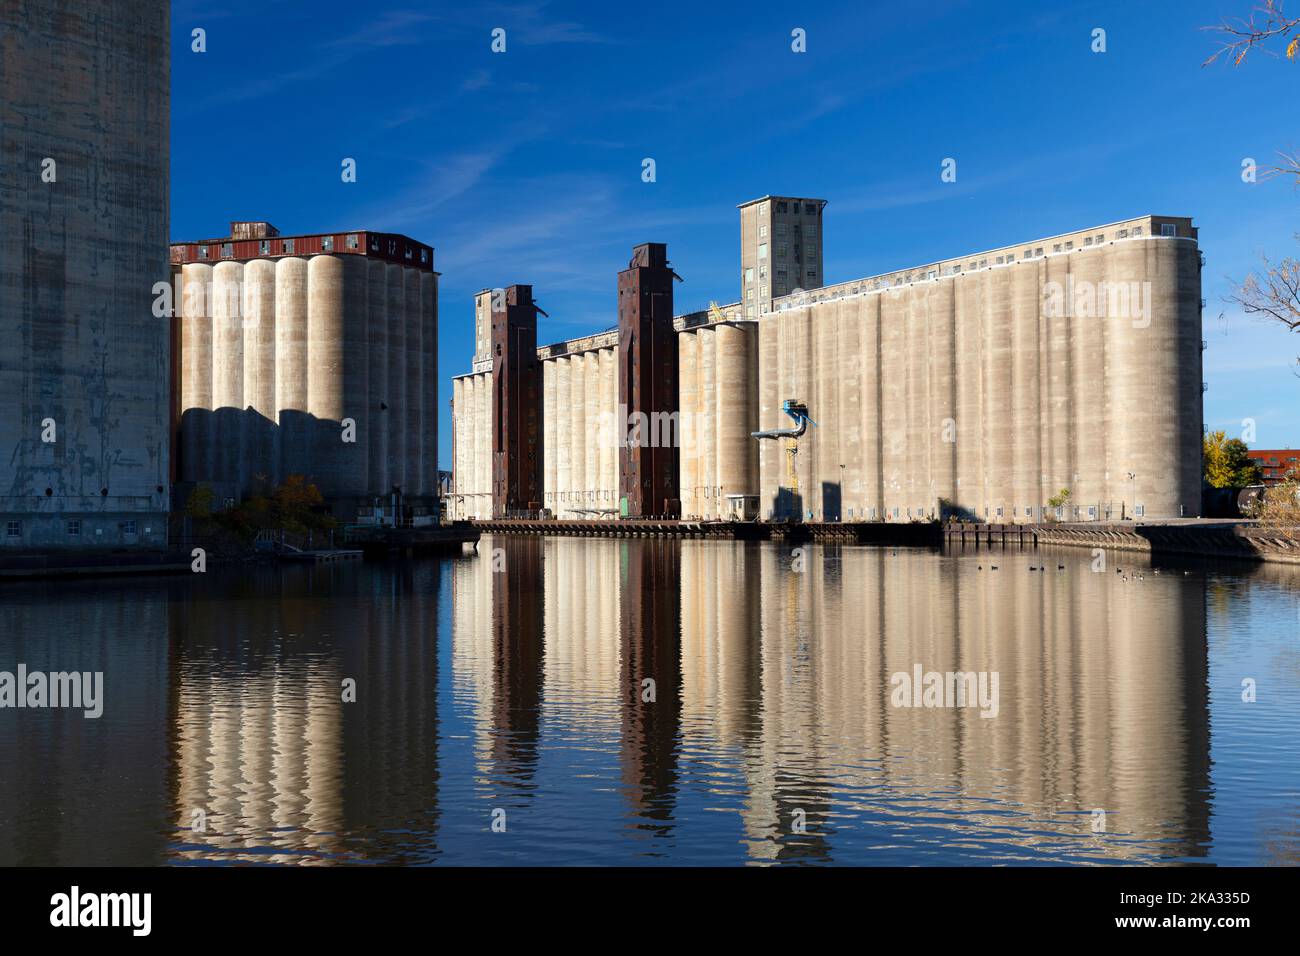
1,538 -> 1296,865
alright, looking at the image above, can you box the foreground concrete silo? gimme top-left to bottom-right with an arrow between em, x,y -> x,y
0,0 -> 171,551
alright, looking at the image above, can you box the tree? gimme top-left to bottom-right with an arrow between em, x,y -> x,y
184,484 -> 215,519
1205,4 -> 1300,370
1203,430 -> 1264,488
1252,472 -> 1300,539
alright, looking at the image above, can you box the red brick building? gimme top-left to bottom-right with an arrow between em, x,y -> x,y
1245,449 -> 1300,485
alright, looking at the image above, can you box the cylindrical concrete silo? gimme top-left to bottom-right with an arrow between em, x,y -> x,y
953,274 -> 982,520
757,311 -> 778,519
404,266 -> 422,498
366,259 -> 389,498
697,327 -> 717,518
902,290 -> 926,518
275,257 -> 309,482
584,352 -> 599,509
212,260 -> 244,490
569,353 -> 586,512
860,294 -> 883,519
1073,246 -> 1107,514
880,291 -> 907,519
1043,253 -> 1073,510
242,259 -> 278,489
929,282 -> 957,517
341,255 -> 370,499
678,331 -> 698,518
984,269 -> 1013,520
383,264 -> 405,494
835,302 -> 863,519
811,304 -> 838,520
599,347 -> 616,509
716,323 -> 750,516
180,262 -> 214,484
420,271 -> 437,498
307,255 -> 345,496
555,357 -> 571,515
543,359 -> 556,512
1010,261 -> 1040,521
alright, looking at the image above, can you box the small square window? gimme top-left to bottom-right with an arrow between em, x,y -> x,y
759,225 -> 768,238
1135,504 -> 1145,517
1085,236 -> 1094,246
1095,234 -> 1104,243
347,233 -> 360,250
198,245 -> 209,260
1118,229 -> 1128,239
122,520 -> 137,535
1053,244 -> 1062,253
1065,241 -> 1074,250
322,236 -> 334,251
66,520 -> 81,536
283,239 -> 294,253
1161,223 -> 1176,237
6,520 -> 21,537
259,239 -> 270,254
221,243 -> 233,258
1132,226 -> 1143,237
420,249 -> 429,264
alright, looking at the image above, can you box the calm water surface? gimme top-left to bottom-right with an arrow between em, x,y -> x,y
1,536 -> 1297,865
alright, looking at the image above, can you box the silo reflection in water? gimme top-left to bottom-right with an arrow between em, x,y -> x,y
13,539 -> 1300,866
444,536 -> 1218,864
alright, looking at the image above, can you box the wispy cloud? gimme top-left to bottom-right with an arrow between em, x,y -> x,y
322,10 -> 439,49
461,69 -> 492,92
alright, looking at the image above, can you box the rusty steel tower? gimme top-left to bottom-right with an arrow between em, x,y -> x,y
491,285 -> 544,517
617,243 -> 680,518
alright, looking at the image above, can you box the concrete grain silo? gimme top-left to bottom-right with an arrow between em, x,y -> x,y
0,0 -> 171,551
172,223 -> 439,523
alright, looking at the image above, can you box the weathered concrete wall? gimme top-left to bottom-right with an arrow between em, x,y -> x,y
758,237 -> 1203,522
0,0 -> 171,550
178,255 -> 437,511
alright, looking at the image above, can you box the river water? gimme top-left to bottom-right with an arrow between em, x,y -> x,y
1,536 -> 1297,865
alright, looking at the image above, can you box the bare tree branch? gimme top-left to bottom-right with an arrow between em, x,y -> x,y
1203,0 -> 1300,66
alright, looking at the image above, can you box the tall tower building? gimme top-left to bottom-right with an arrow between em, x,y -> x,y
738,196 -> 827,317
0,0 -> 171,551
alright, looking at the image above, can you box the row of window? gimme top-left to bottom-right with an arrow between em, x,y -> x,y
758,222 -> 819,240
766,200 -> 820,216
4,519 -> 140,537
757,242 -> 819,260
192,236 -> 433,265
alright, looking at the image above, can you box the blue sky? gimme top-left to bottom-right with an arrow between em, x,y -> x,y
171,0 -> 1300,468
